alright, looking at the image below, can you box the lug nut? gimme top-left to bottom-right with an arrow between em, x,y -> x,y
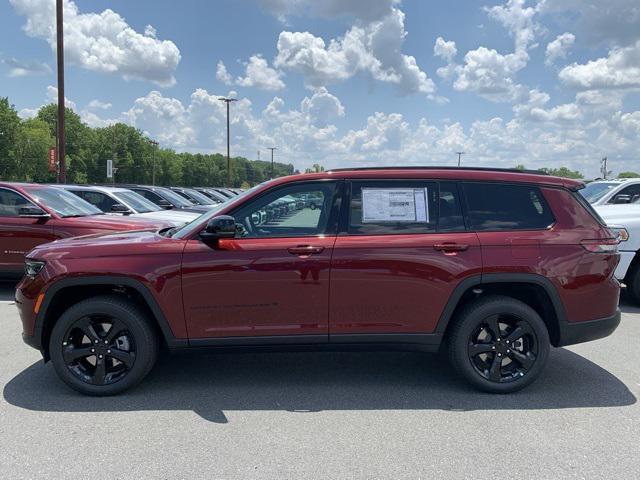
104,340 -> 108,344
91,348 -> 95,353
507,350 -> 511,354
107,350 -> 111,354
94,340 -> 98,344
497,353 -> 502,357
98,355 -> 103,359
62,342 -> 67,346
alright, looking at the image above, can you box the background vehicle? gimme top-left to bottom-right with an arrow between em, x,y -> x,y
0,182 -> 168,278
193,187 -> 230,203
170,187 -> 221,207
17,168 -> 620,396
121,185 -> 213,213
594,203 -> 640,303
58,185 -> 199,226
581,179 -> 640,205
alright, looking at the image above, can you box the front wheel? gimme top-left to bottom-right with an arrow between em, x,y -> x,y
49,295 -> 158,396
447,295 -> 550,393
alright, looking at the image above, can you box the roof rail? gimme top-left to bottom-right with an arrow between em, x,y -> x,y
326,166 -> 549,175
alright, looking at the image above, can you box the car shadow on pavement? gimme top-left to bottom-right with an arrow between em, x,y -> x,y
0,282 -> 16,302
3,347 -> 636,423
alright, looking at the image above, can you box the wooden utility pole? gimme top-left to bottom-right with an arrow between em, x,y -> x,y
219,97 -> 237,187
56,0 -> 66,183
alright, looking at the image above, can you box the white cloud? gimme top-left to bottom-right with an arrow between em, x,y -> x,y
433,37 -> 457,63
545,32 -> 575,65
275,8 -> 435,96
10,0 -> 181,86
87,100 -> 112,110
300,87 -> 345,127
219,56 -> 286,91
3,57 -> 51,77
255,0 -> 400,22
46,85 -> 76,110
559,40 -> 640,90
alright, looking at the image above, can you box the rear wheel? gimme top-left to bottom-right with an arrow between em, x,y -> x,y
448,295 -> 550,393
49,295 -> 158,396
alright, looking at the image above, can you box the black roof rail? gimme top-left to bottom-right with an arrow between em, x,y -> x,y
325,166 -> 549,175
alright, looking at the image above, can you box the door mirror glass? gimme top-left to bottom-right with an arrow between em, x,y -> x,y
18,205 -> 50,218
201,215 -> 237,241
110,203 -> 130,213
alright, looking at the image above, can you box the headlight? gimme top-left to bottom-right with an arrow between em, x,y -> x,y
24,259 -> 46,277
609,226 -> 630,243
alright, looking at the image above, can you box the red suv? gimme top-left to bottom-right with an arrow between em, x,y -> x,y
16,168 -> 621,395
0,182 -> 170,279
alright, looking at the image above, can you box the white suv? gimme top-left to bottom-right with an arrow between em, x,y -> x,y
58,185 -> 200,226
581,178 -> 640,205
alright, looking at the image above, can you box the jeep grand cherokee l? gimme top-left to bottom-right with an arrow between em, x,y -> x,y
16,168 -> 621,395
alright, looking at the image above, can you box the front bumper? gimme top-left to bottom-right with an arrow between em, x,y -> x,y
557,309 -> 621,347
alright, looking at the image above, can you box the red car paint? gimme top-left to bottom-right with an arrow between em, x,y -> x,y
0,182 -> 168,276
16,168 -> 620,355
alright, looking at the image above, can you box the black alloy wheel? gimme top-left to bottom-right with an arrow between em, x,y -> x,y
61,314 -> 136,386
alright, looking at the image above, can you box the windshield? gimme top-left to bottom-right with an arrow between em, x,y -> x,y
183,188 -> 217,205
29,187 -> 103,217
580,182 -> 619,203
173,181 -> 274,239
114,190 -> 162,213
156,187 -> 195,207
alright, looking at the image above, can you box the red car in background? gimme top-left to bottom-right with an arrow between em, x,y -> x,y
0,182 -> 168,279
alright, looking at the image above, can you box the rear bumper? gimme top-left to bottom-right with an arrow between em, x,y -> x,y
615,250 -> 635,281
557,309 -> 621,347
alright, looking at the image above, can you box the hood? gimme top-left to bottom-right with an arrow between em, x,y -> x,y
594,204 -> 640,222
28,229 -> 183,261
138,209 -> 200,225
63,214 -> 170,230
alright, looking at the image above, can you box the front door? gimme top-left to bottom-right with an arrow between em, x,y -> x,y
329,180 -> 483,337
0,188 -> 55,275
181,180 -> 341,340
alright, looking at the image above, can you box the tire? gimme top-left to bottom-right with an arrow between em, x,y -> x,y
49,295 -> 159,396
447,295 -> 550,394
626,264 -> 640,305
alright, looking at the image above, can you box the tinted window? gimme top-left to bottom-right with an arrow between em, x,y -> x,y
580,182 -> 619,203
0,189 -> 33,217
73,191 -> 117,212
438,182 -> 465,232
462,183 -> 554,231
132,189 -> 162,204
349,181 -> 437,235
232,182 -> 337,238
26,187 -> 101,217
610,184 -> 640,203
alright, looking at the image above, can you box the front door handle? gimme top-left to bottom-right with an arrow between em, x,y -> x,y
287,245 -> 325,256
434,243 -> 469,253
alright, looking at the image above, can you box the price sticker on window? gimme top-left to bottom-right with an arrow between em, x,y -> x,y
362,188 -> 429,223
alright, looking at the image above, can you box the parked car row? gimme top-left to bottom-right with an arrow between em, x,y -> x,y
0,182 -> 242,278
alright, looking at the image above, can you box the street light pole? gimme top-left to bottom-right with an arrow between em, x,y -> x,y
219,97 -> 237,187
149,140 -> 158,185
267,147 -> 277,179
56,0 -> 66,183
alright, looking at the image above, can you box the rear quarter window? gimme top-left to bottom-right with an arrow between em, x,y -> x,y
462,183 -> 555,231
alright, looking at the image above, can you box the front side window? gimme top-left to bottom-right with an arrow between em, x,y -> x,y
232,182 -> 337,238
0,189 -> 34,217
114,191 -> 162,213
348,180 -> 438,235
609,184 -> 640,203
26,187 -> 102,217
462,183 -> 554,231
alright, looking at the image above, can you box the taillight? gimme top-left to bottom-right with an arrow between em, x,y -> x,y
580,238 -> 619,253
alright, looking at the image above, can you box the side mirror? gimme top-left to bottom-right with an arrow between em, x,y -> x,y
19,205 -> 50,218
157,199 -> 173,210
111,203 -> 131,214
200,215 -> 237,242
613,194 -> 632,204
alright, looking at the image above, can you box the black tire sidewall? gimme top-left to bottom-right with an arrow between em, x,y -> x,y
49,296 -> 158,396
449,296 -> 550,394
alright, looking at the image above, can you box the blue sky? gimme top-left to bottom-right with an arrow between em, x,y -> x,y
1,0 -> 639,177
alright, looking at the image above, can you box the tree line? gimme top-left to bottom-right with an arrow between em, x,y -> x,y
0,97 -> 294,188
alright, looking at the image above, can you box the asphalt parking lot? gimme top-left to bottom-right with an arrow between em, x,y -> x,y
1,283 -> 638,479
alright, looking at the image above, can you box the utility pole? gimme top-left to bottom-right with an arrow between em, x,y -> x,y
149,140 -> 158,185
456,151 -> 465,167
56,0 -> 66,183
219,97 -> 237,187
600,157 -> 610,179
268,147 -> 277,179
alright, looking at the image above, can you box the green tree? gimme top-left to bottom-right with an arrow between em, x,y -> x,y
0,97 -> 21,179
305,163 -> 325,174
539,167 -> 584,179
618,171 -> 640,179
13,118 -> 55,182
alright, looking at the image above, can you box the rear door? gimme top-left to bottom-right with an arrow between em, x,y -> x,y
329,180 -> 482,338
0,187 -> 55,275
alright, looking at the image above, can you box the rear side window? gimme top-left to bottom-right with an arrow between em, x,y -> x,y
348,181 -> 438,235
462,183 -> 554,231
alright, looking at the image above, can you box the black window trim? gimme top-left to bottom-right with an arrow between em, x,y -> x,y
460,180 -> 557,233
225,178 -> 344,240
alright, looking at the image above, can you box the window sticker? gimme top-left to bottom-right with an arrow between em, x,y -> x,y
362,188 -> 429,223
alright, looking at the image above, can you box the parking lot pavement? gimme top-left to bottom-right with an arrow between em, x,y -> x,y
0,284 -> 638,480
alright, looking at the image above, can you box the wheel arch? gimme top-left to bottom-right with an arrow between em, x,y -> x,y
436,273 -> 567,347
36,276 -> 187,361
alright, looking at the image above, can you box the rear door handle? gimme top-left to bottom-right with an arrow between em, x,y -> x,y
434,243 -> 469,253
287,245 -> 325,256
